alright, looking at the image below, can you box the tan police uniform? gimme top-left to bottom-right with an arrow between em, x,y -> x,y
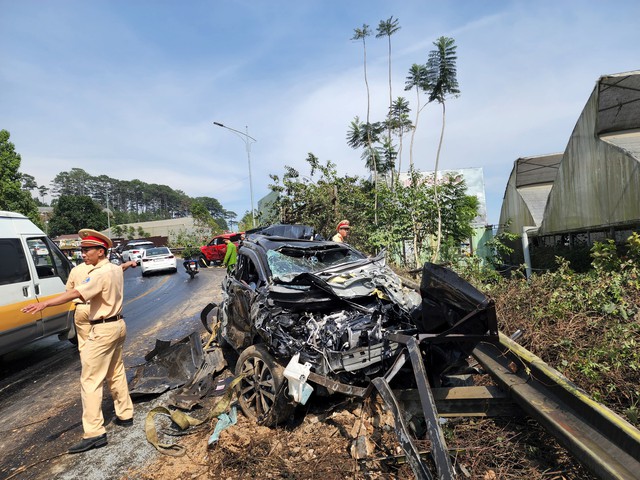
66,262 -> 92,353
332,219 -> 350,243
75,258 -> 133,438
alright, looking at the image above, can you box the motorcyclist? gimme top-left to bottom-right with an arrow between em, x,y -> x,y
182,245 -> 199,277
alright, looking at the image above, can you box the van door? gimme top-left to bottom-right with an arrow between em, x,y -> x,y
24,236 -> 73,337
0,237 -> 43,353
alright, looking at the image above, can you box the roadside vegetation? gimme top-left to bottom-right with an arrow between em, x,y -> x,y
471,233 -> 640,427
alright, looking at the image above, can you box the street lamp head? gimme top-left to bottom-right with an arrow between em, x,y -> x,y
213,122 -> 225,127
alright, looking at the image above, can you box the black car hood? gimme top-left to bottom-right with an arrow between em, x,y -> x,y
268,262 -> 421,315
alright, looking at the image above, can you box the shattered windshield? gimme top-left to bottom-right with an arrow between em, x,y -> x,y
267,246 -> 366,280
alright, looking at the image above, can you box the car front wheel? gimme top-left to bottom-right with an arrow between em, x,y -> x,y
199,255 -> 210,267
235,344 -> 293,426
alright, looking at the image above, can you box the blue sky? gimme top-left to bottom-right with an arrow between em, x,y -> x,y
2,1 -> 639,225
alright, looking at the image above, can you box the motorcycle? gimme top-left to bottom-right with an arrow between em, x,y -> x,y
109,249 -> 123,266
183,258 -> 199,279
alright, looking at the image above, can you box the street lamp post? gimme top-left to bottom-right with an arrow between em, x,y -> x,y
213,121 -> 257,227
106,191 -> 111,238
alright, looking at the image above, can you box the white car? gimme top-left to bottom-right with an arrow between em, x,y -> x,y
121,241 -> 154,264
139,246 -> 177,276
30,241 -> 49,256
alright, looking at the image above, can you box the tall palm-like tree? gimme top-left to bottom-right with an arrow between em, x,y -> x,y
351,24 -> 379,220
426,36 -> 460,261
378,136 -> 397,175
404,64 -> 430,170
351,26 -> 373,160
387,97 -> 413,183
347,117 -> 385,173
376,16 -> 401,165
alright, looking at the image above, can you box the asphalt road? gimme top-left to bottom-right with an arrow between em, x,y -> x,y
0,264 -> 226,480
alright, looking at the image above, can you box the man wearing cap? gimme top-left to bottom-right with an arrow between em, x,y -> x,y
332,220 -> 351,243
22,229 -> 137,453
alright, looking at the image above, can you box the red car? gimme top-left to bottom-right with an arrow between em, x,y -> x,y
199,232 -> 243,265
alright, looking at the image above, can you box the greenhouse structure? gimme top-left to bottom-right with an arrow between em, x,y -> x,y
498,70 -> 640,268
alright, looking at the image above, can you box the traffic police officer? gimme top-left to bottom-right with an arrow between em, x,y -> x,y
332,219 -> 351,243
22,229 -> 137,453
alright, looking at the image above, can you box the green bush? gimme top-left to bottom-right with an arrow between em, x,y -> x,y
180,245 -> 201,259
488,236 -> 640,426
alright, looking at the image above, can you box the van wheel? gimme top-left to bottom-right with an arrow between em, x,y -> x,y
235,345 -> 293,426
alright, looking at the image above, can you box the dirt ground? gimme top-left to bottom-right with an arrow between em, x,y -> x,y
121,351 -> 594,480
125,391 -> 418,480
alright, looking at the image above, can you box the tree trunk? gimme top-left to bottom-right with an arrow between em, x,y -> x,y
364,43 -> 378,225
432,102 -> 446,263
412,215 -> 420,269
409,87 -> 421,170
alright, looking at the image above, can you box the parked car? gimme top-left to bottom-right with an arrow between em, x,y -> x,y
31,241 -> 49,256
209,224 -> 496,426
199,232 -> 243,265
121,240 -> 155,264
140,246 -> 177,276
0,210 -> 76,356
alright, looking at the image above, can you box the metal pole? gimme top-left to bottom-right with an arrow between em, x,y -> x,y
522,226 -> 536,280
245,125 -> 255,227
213,122 -> 257,227
106,191 -> 111,238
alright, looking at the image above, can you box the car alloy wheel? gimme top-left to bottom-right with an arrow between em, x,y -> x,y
235,344 -> 293,426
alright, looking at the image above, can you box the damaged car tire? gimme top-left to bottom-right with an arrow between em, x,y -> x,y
235,344 -> 293,427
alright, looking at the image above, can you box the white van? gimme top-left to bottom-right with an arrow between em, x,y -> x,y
0,210 -> 76,356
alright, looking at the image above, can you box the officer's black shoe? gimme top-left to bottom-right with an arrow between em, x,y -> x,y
68,433 -> 107,454
114,417 -> 133,427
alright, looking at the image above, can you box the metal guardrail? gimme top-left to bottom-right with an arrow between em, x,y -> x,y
473,333 -> 640,480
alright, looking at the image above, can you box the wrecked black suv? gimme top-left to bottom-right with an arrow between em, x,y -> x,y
207,224 -> 497,429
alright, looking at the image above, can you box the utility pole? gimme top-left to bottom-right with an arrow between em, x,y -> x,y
213,121 -> 257,227
106,191 -> 111,238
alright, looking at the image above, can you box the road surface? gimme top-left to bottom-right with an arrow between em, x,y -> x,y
0,265 -> 225,480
